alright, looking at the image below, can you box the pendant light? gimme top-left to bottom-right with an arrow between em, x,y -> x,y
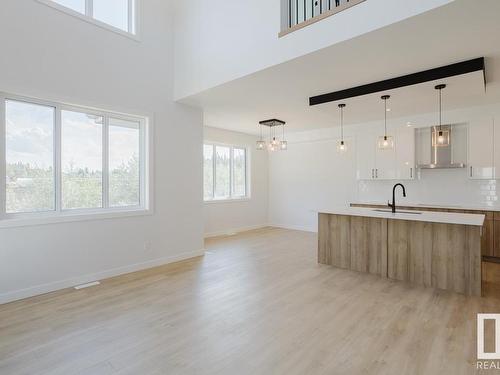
378,95 -> 394,150
433,84 -> 449,147
280,123 -> 288,150
256,119 -> 287,152
256,122 -> 266,150
337,103 -> 347,153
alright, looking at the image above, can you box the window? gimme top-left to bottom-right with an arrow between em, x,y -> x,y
6,100 -> 55,213
44,0 -> 137,35
1,94 -> 148,221
93,0 -> 130,33
215,146 -> 230,199
203,145 -> 214,201
108,118 -> 140,207
232,148 -> 246,197
61,110 -> 103,210
203,143 -> 248,201
53,0 -> 85,14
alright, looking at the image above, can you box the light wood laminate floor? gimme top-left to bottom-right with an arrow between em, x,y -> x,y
1,227 -> 500,375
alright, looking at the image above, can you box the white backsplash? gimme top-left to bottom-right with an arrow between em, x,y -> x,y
358,168 -> 499,209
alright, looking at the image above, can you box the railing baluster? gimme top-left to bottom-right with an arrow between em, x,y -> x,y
284,0 -> 361,32
296,0 -> 299,25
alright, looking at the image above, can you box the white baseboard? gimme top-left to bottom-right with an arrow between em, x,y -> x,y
204,224 -> 267,238
0,249 -> 205,305
268,223 -> 318,233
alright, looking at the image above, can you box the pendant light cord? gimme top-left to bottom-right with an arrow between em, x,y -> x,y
340,106 -> 344,141
439,87 -> 442,131
384,98 -> 388,136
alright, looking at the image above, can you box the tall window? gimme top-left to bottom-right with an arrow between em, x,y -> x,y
2,94 -> 148,219
203,143 -> 248,201
47,0 -> 136,35
6,100 -> 55,213
108,118 -> 140,207
61,110 -> 103,209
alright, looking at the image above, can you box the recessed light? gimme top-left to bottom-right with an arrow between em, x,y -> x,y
407,122 -> 412,127
386,108 -> 391,112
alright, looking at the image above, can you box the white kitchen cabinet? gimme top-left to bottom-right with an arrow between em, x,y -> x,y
395,127 -> 415,180
356,128 -> 414,181
415,127 -> 431,166
356,133 -> 376,180
494,119 -> 500,179
375,140 -> 397,180
468,118 -> 494,179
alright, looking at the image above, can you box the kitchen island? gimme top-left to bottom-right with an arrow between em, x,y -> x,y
318,207 -> 485,296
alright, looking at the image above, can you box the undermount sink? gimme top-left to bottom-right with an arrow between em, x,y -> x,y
372,209 -> 422,215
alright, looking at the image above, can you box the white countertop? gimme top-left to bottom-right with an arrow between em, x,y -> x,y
350,201 -> 500,212
316,207 -> 485,226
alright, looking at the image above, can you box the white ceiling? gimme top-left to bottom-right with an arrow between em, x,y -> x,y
180,0 -> 500,135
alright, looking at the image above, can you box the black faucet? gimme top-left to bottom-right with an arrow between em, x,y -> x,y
388,183 -> 406,213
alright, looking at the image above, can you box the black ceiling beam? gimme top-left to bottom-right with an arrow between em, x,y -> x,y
309,57 -> 485,106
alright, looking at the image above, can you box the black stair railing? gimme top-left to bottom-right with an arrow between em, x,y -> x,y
288,0 -> 351,28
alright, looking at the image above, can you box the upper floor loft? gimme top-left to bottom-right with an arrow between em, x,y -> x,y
174,0 -> 455,101
280,0 -> 366,37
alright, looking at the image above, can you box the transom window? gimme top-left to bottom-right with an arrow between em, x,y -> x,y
41,0 -> 137,35
204,143 -> 248,201
2,94 -> 148,220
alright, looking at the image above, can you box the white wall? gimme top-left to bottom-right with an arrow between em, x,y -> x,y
0,0 -> 204,303
268,137 -> 356,232
268,103 -> 500,232
173,0 -> 454,99
204,127 -> 268,237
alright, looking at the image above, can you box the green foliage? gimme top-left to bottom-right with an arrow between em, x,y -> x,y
109,154 -> 140,207
6,155 -> 140,212
6,162 -> 54,213
203,154 -> 214,199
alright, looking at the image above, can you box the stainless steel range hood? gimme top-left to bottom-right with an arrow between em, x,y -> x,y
417,125 -> 466,169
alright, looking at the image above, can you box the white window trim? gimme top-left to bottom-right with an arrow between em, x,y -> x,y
0,92 -> 152,228
203,142 -> 250,203
36,0 -> 141,41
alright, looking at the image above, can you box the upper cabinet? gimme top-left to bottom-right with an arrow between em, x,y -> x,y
356,133 -> 377,180
356,128 -> 415,181
395,128 -> 416,180
468,118 -> 495,179
494,119 -> 500,179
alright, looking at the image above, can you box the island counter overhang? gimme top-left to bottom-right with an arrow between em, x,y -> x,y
317,208 -> 485,296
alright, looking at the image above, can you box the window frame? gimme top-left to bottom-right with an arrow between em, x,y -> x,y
203,142 -> 250,203
36,0 -> 140,40
0,92 -> 151,227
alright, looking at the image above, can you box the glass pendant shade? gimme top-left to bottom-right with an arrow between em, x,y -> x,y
434,84 -> 450,147
378,135 -> 394,150
432,129 -> 450,147
336,103 -> 347,154
257,119 -> 287,152
337,140 -> 347,153
378,95 -> 394,150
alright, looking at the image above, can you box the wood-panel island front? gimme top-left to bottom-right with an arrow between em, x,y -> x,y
318,208 -> 485,296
